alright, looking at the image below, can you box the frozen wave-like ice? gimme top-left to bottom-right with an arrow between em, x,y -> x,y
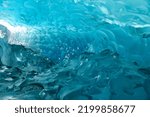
0,0 -> 150,99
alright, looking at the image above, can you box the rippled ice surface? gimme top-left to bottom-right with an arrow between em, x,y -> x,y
0,0 -> 150,99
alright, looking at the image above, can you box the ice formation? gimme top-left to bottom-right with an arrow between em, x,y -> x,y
0,0 -> 150,99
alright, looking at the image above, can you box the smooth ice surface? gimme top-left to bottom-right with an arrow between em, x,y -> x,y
0,0 -> 150,99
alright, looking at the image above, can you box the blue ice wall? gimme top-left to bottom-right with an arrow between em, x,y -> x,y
0,0 -> 150,99
0,0 -> 150,63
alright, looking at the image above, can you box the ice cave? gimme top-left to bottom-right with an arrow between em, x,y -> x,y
0,0 -> 150,100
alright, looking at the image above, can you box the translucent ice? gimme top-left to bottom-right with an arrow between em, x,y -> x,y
0,0 -> 150,99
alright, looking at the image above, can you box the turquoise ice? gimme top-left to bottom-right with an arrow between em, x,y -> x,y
0,0 -> 150,99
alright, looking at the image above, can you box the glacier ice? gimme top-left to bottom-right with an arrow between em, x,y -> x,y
0,0 -> 150,99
